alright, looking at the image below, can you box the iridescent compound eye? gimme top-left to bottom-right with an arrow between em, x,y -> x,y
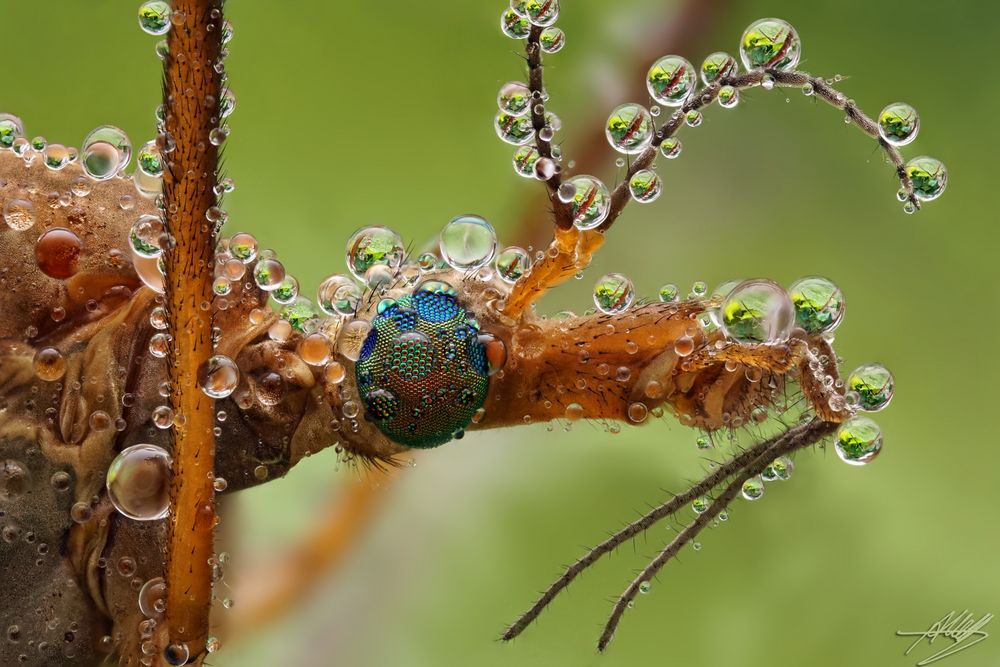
355,282 -> 490,448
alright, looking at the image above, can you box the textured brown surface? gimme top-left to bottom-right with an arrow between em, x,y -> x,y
159,0 -> 226,661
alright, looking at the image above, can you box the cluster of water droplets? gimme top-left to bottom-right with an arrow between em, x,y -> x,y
497,1 -> 571,190
585,271 -> 894,469
499,13 -> 950,217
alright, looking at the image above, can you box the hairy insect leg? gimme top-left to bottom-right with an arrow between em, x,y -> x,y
500,419 -> 838,648
500,425 -> 787,642
595,419 -> 837,650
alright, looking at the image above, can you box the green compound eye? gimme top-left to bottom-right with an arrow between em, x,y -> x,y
354,282 -> 490,449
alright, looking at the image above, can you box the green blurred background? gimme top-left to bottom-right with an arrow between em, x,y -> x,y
6,1 -> 997,665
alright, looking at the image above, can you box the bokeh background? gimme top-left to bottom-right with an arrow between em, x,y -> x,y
6,1 -> 998,665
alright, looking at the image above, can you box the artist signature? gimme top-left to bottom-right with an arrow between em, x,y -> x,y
896,610 -> 993,665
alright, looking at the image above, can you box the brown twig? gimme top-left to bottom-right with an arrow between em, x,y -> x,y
598,68 -> 918,232
161,0 -> 225,662
525,25 -> 572,229
514,0 -> 727,248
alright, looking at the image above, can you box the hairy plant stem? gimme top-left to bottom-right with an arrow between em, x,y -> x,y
161,0 -> 225,662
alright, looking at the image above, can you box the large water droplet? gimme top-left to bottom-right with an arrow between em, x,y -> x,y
720,279 -> 794,344
593,273 -> 635,314
495,112 -> 535,145
740,18 -> 801,71
252,258 -> 286,291
511,0 -> 559,27
835,416 -> 882,465
628,169 -> 662,203
540,27 -> 565,53
129,215 -> 165,258
905,156 -> 947,201
741,475 -> 765,500
3,198 -> 35,231
878,102 -> 919,147
197,355 -> 240,398
0,113 -> 25,149
345,226 -> 404,283
317,274 -> 361,316
35,228 -> 83,279
136,140 -> 163,177
565,175 -> 611,230
500,8 -> 531,39
605,103 -> 653,154
788,276 -> 845,334
138,576 -> 167,619
700,52 -> 738,85
33,347 -> 66,381
439,215 -> 497,270
646,56 -> 696,107
106,444 -> 171,521
495,246 -> 530,282
138,1 -> 172,35
498,81 -> 532,116
82,125 -> 131,180
847,363 -> 894,412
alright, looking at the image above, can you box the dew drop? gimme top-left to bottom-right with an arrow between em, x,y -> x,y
847,363 -> 894,412
495,112 -> 535,145
33,347 -> 66,381
495,246 -> 530,282
0,113 -> 25,149
593,273 -> 635,314
720,279 -> 794,345
81,125 -> 131,180
138,1 -> 172,35
740,18 -> 801,71
500,8 -> 531,39
877,102 -> 919,147
439,215 -> 497,270
565,175 -> 611,230
741,475 -> 765,500
197,355 -> 240,399
345,226 -> 404,283
700,52 -> 738,85
35,228 -> 83,279
905,156 -> 947,201
646,56 -> 697,107
540,27 -> 565,53
107,444 -> 171,521
138,576 -> 167,619
605,103 -> 653,154
628,169 -> 662,203
788,276 -> 845,334
511,0 -> 559,26
317,274 -> 361,316
835,416 -> 883,465
659,137 -> 682,159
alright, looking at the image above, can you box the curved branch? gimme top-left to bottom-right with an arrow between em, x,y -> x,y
597,67 -> 919,233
